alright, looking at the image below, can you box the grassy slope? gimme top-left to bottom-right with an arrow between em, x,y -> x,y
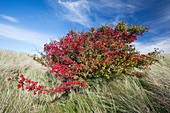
0,50 -> 170,113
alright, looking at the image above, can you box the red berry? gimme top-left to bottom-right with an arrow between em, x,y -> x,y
7,78 -> 12,81
17,84 -> 22,89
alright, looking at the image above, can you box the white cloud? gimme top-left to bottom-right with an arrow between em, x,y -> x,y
134,36 -> 170,54
48,0 -> 91,27
0,23 -> 52,45
0,14 -> 18,23
58,0 -> 91,27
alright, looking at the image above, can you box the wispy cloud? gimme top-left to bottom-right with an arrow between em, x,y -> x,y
0,23 -> 52,45
89,0 -> 144,25
91,0 -> 138,14
48,0 -> 91,27
0,14 -> 18,23
47,0 -> 139,27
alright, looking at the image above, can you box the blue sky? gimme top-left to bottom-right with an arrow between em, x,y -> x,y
0,0 -> 170,54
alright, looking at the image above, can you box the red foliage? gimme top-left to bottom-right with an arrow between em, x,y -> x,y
8,22 -> 160,96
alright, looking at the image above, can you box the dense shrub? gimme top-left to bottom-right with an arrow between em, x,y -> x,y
8,22 -> 160,98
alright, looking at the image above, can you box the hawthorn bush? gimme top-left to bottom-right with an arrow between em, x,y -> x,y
8,22 -> 160,98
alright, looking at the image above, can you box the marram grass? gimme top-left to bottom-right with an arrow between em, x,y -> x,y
0,50 -> 170,113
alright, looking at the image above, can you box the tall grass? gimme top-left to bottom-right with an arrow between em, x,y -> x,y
0,50 -> 170,113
